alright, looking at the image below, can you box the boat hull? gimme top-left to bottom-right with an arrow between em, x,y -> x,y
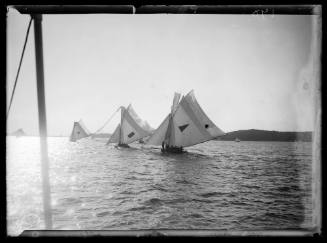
117,143 -> 130,148
161,146 -> 185,154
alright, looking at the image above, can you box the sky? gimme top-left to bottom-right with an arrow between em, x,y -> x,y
7,9 -> 320,136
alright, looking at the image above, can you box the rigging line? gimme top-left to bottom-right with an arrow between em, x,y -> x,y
94,106 -> 121,134
6,17 -> 33,120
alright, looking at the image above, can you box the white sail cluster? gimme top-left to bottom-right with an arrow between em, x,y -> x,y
69,90 -> 224,151
107,105 -> 152,145
69,119 -> 90,142
147,90 -> 225,148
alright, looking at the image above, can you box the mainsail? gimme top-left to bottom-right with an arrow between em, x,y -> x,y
107,124 -> 120,144
146,92 -> 181,146
107,105 -> 151,145
69,120 -> 90,142
147,90 -> 225,149
146,114 -> 170,146
126,104 -> 154,133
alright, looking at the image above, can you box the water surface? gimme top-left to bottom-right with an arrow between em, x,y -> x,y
6,137 -> 313,235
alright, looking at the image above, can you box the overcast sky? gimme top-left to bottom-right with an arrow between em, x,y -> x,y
7,9 -> 319,136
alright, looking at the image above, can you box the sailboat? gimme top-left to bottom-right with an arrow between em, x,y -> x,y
146,90 -> 225,153
69,119 -> 90,142
106,104 -> 152,148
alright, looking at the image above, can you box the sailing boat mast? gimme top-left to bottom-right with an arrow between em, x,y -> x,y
119,107 -> 124,144
162,92 -> 182,152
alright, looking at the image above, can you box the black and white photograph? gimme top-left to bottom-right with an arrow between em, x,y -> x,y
6,5 -> 322,237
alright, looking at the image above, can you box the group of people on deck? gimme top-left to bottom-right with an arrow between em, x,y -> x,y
161,141 -> 183,153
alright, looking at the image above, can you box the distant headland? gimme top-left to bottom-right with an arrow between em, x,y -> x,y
216,129 -> 312,142
10,128 -> 26,137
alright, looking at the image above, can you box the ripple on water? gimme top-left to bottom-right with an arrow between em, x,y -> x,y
96,211 -> 111,218
59,197 -> 82,206
143,198 -> 163,206
127,206 -> 151,212
6,138 -> 313,235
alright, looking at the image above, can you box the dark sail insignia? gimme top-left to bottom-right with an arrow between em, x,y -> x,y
205,124 -> 209,129
128,132 -> 135,138
178,124 -> 189,132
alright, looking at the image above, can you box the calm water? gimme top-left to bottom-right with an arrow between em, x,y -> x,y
6,137 -> 313,235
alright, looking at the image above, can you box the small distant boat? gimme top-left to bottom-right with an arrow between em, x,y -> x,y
146,90 -> 225,153
12,128 -> 26,137
235,138 -> 241,142
106,104 -> 152,148
69,119 -> 90,142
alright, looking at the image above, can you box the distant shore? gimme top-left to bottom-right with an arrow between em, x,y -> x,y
7,129 -> 313,142
216,129 -> 312,142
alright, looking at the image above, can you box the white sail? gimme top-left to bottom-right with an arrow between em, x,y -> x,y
107,124 -> 120,144
69,121 -> 89,142
184,90 -> 225,137
170,91 -> 224,147
146,114 -> 170,146
78,119 -> 91,135
107,105 -> 151,145
127,104 -> 154,132
120,108 -> 151,144
171,92 -> 181,113
147,90 -> 224,148
147,92 -> 181,146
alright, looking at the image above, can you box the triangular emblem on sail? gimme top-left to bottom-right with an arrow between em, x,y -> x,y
178,124 -> 189,132
128,132 -> 135,138
107,106 -> 152,145
69,120 -> 90,142
146,90 -> 225,150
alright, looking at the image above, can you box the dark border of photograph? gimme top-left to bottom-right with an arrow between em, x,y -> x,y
4,4 -> 324,238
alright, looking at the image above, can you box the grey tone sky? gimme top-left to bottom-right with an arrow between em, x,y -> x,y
7,9 -> 318,136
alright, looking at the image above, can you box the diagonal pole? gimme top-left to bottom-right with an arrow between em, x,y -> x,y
32,14 -> 53,229
6,17 -> 32,120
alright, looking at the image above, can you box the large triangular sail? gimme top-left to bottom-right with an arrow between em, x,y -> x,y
107,105 -> 152,145
146,114 -> 170,146
146,92 -> 181,146
69,120 -> 90,142
171,92 -> 181,114
127,105 -> 154,133
107,124 -> 120,144
78,119 -> 91,135
146,90 -> 225,148
171,91 -> 225,147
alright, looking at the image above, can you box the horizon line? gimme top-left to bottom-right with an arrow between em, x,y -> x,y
7,128 -> 314,137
